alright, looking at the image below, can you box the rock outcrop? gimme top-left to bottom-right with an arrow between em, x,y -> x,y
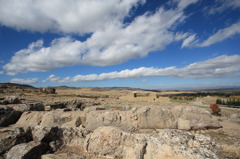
2,103 -> 44,112
0,125 -> 220,159
0,107 -> 22,126
1,96 -> 22,105
15,111 -> 45,127
0,127 -> 32,155
14,105 -> 221,131
48,100 -> 98,111
85,110 -> 138,131
84,126 -> 220,159
40,110 -> 85,127
6,141 -> 49,159
85,106 -> 221,131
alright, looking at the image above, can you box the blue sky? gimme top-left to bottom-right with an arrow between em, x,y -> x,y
0,0 -> 240,89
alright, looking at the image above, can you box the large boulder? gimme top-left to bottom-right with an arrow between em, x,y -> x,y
0,127 -> 32,156
15,111 -> 45,127
136,106 -> 176,129
84,126 -> 220,159
31,126 -> 88,148
31,126 -> 60,143
40,110 -> 85,127
0,107 -> 22,127
40,88 -> 56,94
85,110 -> 138,131
174,106 -> 221,130
65,100 -> 86,110
3,103 -> 44,112
60,126 -> 88,148
30,126 -> 89,153
15,110 -> 85,127
6,141 -> 49,159
136,106 -> 221,130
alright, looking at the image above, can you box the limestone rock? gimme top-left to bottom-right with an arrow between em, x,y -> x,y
61,126 -> 88,147
50,103 -> 66,110
15,111 -> 45,127
0,107 -> 22,127
0,127 -> 32,156
84,105 -> 221,131
85,110 -> 137,131
83,106 -> 105,113
6,141 -> 49,159
84,126 -> 220,159
1,96 -> 22,105
41,153 -> 86,159
84,126 -> 123,156
65,100 -> 86,110
178,118 -> 191,130
136,106 -> 176,129
31,126 -> 60,143
178,106 -> 221,129
14,105 -> 221,131
15,110 -> 86,127
229,113 -> 240,119
40,110 -> 86,127
5,103 -> 44,112
85,126 -> 147,158
136,106 -> 221,130
28,103 -> 45,111
31,126 -> 88,150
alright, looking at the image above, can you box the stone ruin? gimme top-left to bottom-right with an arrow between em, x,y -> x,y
39,87 -> 56,94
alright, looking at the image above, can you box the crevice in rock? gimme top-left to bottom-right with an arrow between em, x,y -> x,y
139,142 -> 148,159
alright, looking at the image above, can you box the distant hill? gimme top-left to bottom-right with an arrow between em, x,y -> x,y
0,83 -> 36,89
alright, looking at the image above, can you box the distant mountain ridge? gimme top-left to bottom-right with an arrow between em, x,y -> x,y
0,83 -> 36,89
1,83 -> 239,92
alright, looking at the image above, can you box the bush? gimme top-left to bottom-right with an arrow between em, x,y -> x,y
210,104 -> 221,116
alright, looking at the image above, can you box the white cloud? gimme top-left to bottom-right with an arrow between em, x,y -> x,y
42,55 -> 240,83
181,34 -> 196,48
207,0 -> 240,15
182,21 -> 240,48
199,21 -> 240,47
42,74 -> 60,83
10,78 -> 39,84
0,0 -> 145,34
3,0 -> 198,75
0,71 -> 4,74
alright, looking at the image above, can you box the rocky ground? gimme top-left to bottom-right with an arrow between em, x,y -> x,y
0,85 -> 240,159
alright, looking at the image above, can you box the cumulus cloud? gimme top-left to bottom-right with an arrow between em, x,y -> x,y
0,0 -> 145,34
10,78 -> 39,84
42,55 -> 240,83
182,21 -> 240,48
3,0 -> 198,75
